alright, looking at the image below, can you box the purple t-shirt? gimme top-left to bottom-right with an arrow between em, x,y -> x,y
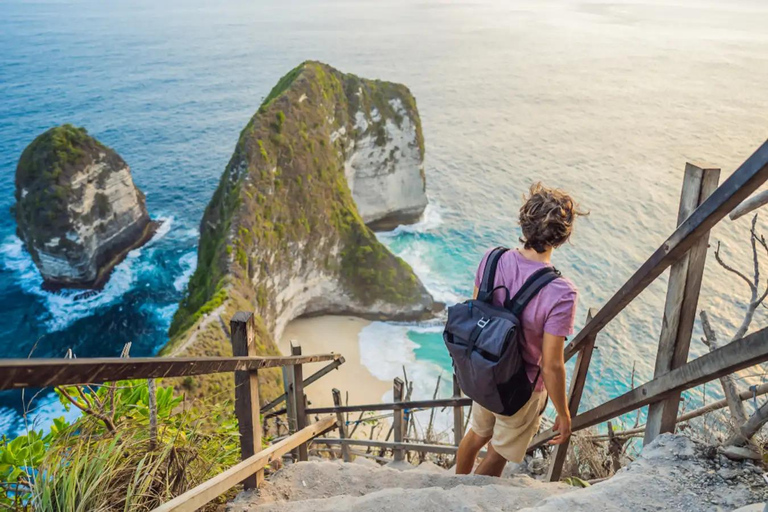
474,249 -> 578,391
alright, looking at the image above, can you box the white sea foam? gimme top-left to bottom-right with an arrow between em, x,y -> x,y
358,322 -> 455,437
0,235 -> 156,332
375,202 -> 462,306
174,251 -> 197,292
379,202 -> 443,237
144,215 -> 174,247
141,302 -> 179,328
397,244 -> 462,305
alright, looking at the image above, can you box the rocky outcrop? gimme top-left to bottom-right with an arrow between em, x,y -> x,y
228,435 -> 768,512
165,62 -> 436,399
521,434 -> 768,511
229,460 -> 572,512
343,92 -> 427,231
14,124 -> 156,289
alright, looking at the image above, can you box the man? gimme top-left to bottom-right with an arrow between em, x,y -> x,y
455,183 -> 586,476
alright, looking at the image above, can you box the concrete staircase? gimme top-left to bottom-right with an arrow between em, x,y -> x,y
228,435 -> 768,512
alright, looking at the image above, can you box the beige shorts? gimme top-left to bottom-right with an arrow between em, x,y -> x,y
470,391 -> 547,463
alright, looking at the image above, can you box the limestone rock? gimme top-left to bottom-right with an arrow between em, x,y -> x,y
166,63 -> 436,400
343,93 -> 427,231
732,504 -> 767,512
722,445 -> 762,461
14,125 -> 155,289
228,460 -> 571,511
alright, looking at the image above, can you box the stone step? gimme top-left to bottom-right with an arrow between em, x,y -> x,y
517,435 -> 768,512
228,435 -> 768,512
239,483 -> 565,512
228,460 -> 570,511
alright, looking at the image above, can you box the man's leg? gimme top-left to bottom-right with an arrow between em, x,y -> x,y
474,442 -> 507,477
455,429 -> 491,474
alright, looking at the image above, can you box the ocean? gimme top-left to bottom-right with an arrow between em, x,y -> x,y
2,0 -> 768,436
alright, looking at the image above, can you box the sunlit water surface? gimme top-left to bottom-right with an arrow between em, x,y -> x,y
1,0 -> 768,435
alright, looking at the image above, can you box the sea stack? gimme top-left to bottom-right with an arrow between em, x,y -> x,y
14,124 -> 156,289
166,62 -> 436,398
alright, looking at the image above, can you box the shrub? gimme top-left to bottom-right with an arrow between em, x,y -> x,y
0,380 -> 240,512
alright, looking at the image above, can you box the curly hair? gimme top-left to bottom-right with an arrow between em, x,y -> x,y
519,183 -> 588,253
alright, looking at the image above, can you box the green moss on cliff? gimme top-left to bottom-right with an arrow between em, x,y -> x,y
16,124 -> 90,186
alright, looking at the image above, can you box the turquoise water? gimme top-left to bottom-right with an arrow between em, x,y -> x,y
2,0 -> 768,435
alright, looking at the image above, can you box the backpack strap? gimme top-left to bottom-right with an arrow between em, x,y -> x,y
508,266 -> 561,317
477,247 -> 509,303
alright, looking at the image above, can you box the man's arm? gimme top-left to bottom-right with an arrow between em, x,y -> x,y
541,332 -> 571,444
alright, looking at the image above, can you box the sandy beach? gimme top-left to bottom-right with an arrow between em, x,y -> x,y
279,315 -> 390,414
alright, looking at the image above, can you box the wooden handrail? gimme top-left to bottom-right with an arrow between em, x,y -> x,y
563,140 -> 768,362
305,397 -> 473,415
260,356 -> 346,414
0,354 -> 341,390
529,325 -> 768,449
317,438 -> 461,456
151,416 -> 337,512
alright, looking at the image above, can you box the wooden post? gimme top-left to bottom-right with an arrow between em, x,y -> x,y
606,420 -> 622,473
282,367 -> 296,429
645,164 -> 720,444
230,311 -> 263,489
332,388 -> 351,462
282,366 -> 297,462
290,341 -> 308,461
546,308 -> 598,482
453,373 -> 464,446
393,377 -> 405,462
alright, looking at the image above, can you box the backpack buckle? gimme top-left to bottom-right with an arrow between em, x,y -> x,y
477,317 -> 489,328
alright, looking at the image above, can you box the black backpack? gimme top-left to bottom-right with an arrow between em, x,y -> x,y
443,247 -> 561,416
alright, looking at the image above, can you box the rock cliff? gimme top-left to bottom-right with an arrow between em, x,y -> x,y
165,62 -> 436,399
14,124 -> 156,289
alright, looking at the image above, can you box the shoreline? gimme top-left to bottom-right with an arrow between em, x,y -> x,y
279,315 -> 389,418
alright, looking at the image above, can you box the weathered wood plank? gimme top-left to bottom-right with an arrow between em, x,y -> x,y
453,373 -> 464,446
546,308 -> 597,482
645,165 -> 720,443
291,341 -> 308,461
304,397 -> 474,415
332,388 -> 351,462
530,325 -> 768,450
317,438 -> 460,456
260,357 -> 345,414
393,377 -> 405,462
0,354 -> 342,390
231,312 -> 262,489
151,416 -> 336,512
563,141 -> 768,362
590,382 -> 768,441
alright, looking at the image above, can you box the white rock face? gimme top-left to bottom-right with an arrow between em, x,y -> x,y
267,242 -> 433,342
40,159 -> 150,284
15,127 -> 154,289
344,99 -> 427,231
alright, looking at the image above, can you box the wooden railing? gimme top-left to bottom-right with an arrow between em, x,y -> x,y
0,311 -> 345,512
2,140 -> 767,507
532,140 -> 768,480
0,311 -> 468,511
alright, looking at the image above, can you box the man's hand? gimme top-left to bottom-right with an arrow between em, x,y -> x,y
549,413 -> 572,445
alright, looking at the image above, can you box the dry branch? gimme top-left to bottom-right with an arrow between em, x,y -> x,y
700,310 -> 748,427
730,189 -> 768,221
